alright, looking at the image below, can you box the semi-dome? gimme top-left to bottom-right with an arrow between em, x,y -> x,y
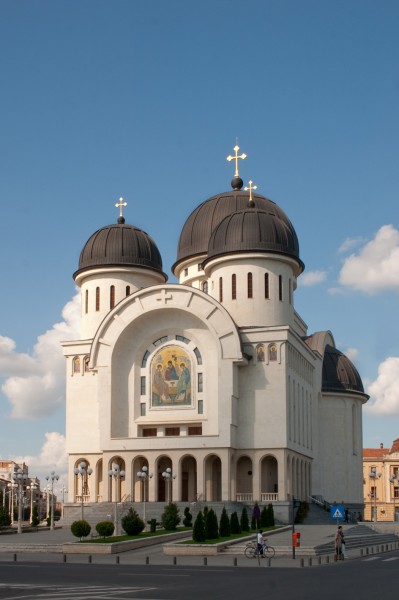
73,219 -> 166,280
322,345 -> 367,395
204,207 -> 304,270
173,189 -> 302,273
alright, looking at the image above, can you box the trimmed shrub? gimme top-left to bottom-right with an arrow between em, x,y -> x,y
193,511 -> 206,542
161,502 -> 180,531
71,520 -> 91,540
121,508 -> 145,536
205,508 -> 219,539
230,511 -> 241,534
240,506 -> 250,532
31,505 -> 40,527
183,506 -> 193,527
95,521 -> 115,538
148,518 -> 158,533
260,505 -> 269,528
267,503 -> 275,527
219,507 -> 231,537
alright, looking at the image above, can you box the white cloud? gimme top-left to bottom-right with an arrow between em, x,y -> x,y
339,225 -> 399,293
365,356 -> 399,415
1,292 -> 81,419
338,236 -> 365,254
299,270 -> 327,287
344,347 -> 358,361
9,431 -> 68,488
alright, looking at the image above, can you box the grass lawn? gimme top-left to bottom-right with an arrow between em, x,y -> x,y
81,527 -> 192,543
181,525 -> 282,545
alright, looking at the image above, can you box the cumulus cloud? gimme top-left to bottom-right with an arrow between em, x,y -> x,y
299,270 -> 327,287
9,431 -> 68,486
338,236 -> 365,254
344,347 -> 358,361
1,292 -> 80,419
339,225 -> 399,293
365,356 -> 399,415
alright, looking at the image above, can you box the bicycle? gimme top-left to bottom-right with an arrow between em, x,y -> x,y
244,541 -> 275,559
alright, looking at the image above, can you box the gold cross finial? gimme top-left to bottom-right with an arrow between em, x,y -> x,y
244,180 -> 257,204
115,197 -> 127,218
226,145 -> 247,177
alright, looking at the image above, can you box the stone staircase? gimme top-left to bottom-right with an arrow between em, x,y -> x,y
315,524 -> 399,555
301,501 -> 333,524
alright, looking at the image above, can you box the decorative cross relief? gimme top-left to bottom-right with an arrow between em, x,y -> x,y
156,289 -> 173,304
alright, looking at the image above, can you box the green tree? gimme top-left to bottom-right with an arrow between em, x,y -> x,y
205,508 -> 219,539
260,505 -> 269,528
219,507 -> 231,537
183,506 -> 193,527
230,511 -> 241,534
192,510 -> 206,542
0,505 -> 11,527
121,508 -> 145,535
267,503 -> 275,527
240,506 -> 250,532
71,520 -> 91,540
31,505 -> 40,527
95,521 -> 115,538
161,502 -> 181,531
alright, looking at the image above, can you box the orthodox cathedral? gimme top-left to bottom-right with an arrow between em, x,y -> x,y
62,147 -> 369,522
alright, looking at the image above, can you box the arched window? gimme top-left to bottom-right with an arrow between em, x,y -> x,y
85,289 -> 89,314
247,273 -> 253,298
219,277 -> 223,302
84,356 -> 90,373
73,357 -> 80,374
264,273 -> 269,299
126,285 -> 130,296
110,285 -> 115,309
232,274 -> 236,300
95,287 -> 100,312
202,281 -> 208,294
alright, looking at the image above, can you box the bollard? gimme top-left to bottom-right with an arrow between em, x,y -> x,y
88,555 -> 92,564
13,554 -> 17,562
63,554 -> 67,563
173,556 -> 177,565
203,557 -> 207,566
234,557 -> 238,567
145,556 -> 149,565
116,555 -> 120,564
366,548 -> 369,555
308,558 -> 312,567
267,558 -> 271,567
317,556 -> 321,565
300,558 -> 304,568
325,556 -> 329,564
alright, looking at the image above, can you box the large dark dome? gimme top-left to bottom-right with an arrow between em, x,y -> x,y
205,208 -> 304,269
74,222 -> 165,280
322,345 -> 366,395
173,189 -> 302,272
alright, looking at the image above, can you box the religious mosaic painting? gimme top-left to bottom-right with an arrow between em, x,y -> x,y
151,345 -> 192,407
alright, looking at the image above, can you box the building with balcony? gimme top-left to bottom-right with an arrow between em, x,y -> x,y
363,439 -> 399,522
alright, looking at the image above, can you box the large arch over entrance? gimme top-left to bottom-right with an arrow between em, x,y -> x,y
108,456 -> 126,502
236,455 -> 253,501
204,454 -> 222,501
156,456 -> 173,502
260,455 -> 278,501
180,455 -> 197,502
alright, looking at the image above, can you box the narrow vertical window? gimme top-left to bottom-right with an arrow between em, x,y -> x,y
264,273 -> 269,299
198,400 -> 203,414
126,285 -> 130,296
140,376 -> 146,395
232,274 -> 236,299
198,372 -> 203,393
73,357 -> 80,374
95,287 -> 100,311
219,277 -> 223,302
85,289 -> 89,314
247,273 -> 253,298
110,285 -> 115,309
279,275 -> 283,301
288,279 -> 292,304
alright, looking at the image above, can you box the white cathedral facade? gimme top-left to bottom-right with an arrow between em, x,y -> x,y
62,150 -> 368,522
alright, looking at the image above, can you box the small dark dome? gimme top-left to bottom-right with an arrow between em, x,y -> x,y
74,223 -> 165,280
173,190 -> 302,272
322,345 -> 366,395
205,208 -> 304,269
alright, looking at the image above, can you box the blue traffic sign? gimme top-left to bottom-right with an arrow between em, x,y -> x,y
330,505 -> 345,520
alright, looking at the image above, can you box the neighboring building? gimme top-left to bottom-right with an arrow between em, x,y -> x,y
363,440 -> 399,522
62,149 -> 369,522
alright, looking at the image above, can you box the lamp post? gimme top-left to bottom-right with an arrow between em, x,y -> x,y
45,471 -> 59,531
12,468 -> 28,534
162,467 -> 176,503
369,471 -> 381,522
73,461 -> 93,521
27,482 -> 38,524
137,466 -> 153,529
108,463 -> 125,535
389,475 -> 398,522
60,485 -> 68,519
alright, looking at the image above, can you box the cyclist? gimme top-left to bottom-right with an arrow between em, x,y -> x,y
257,530 -> 264,556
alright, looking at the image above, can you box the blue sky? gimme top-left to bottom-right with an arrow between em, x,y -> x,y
0,0 -> 398,487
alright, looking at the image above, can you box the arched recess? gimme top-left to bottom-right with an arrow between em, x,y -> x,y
260,455 -> 278,501
73,458 -> 93,503
236,456 -> 253,501
96,458 -> 103,502
180,455 -> 197,502
286,455 -> 292,499
108,456 -> 126,502
204,454 -> 222,501
132,456 -> 151,502
156,456 -> 173,502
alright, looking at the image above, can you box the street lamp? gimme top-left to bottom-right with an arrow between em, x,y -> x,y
137,465 -> 153,529
108,463 -> 125,535
389,474 -> 398,522
369,471 -> 381,522
73,461 -> 93,521
162,467 -> 176,503
12,468 -> 28,534
45,471 -> 59,531
27,482 -> 38,525
60,484 -> 68,519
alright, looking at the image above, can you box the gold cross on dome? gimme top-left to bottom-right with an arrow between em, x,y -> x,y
226,145 -> 247,177
115,197 -> 127,218
244,180 -> 257,203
